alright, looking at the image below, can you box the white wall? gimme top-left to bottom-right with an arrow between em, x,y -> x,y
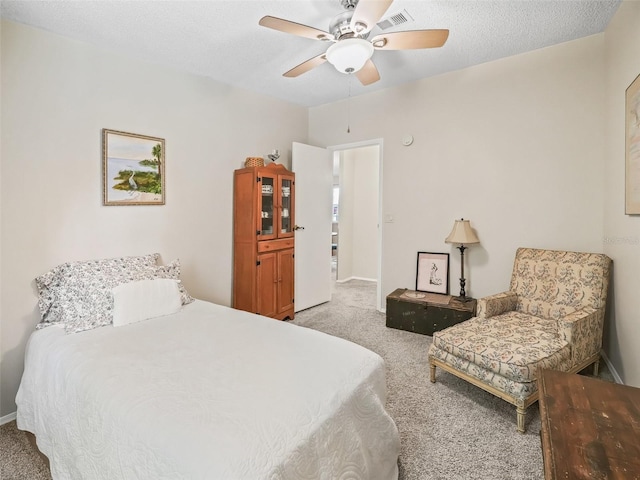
602,1 -> 640,386
2,3 -> 637,419
337,145 -> 379,282
0,20 -> 308,417
310,34 -> 606,314
337,154 -> 354,280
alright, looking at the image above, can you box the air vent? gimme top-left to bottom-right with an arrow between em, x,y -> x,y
376,9 -> 414,30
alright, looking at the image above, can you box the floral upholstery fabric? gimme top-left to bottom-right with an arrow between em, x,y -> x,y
476,291 -> 518,318
429,247 -> 611,403
429,347 -> 548,400
510,248 -> 610,317
431,312 -> 570,384
558,306 -> 604,366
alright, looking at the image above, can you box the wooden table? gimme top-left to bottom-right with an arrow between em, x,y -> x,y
538,368 -> 640,480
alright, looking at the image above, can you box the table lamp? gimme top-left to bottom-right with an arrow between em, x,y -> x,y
445,218 -> 480,302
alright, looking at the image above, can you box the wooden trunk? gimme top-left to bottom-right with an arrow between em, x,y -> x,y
385,288 -> 476,336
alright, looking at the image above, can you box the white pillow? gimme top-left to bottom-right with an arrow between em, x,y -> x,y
112,278 -> 182,327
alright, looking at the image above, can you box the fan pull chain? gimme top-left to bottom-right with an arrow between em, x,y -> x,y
347,76 -> 352,134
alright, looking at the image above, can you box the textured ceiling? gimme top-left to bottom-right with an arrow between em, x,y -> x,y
1,0 -> 621,107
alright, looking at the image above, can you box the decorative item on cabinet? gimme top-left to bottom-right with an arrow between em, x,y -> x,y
267,149 -> 280,163
244,157 -> 264,168
233,162 -> 295,320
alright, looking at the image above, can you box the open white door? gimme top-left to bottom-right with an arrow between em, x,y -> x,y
292,142 -> 333,312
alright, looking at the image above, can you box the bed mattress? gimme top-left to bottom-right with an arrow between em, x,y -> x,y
16,300 -> 400,479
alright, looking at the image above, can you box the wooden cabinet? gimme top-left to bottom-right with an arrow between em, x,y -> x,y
385,288 -> 476,335
233,163 -> 295,320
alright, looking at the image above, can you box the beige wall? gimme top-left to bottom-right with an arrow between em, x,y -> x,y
602,1 -> 640,386
337,145 -> 379,282
311,33 -> 606,312
1,3 -> 638,419
312,3 -> 640,387
0,20 -> 308,417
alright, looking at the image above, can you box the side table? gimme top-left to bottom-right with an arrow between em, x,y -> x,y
538,368 -> 640,479
385,288 -> 476,336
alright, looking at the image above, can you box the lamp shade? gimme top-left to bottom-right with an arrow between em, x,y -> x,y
326,38 -> 374,74
445,219 -> 480,245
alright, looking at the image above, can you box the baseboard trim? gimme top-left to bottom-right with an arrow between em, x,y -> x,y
601,350 -> 624,384
336,276 -> 376,284
0,411 -> 17,426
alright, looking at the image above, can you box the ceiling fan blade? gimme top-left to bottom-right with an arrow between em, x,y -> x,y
371,29 -> 449,50
259,16 -> 333,41
355,59 -> 380,86
349,0 -> 394,35
283,53 -> 327,78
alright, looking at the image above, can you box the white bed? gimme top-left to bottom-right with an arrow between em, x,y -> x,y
17,299 -> 400,479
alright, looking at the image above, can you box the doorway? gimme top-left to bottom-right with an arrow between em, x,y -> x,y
330,142 -> 382,309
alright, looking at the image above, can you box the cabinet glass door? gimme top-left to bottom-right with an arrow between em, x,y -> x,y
260,176 -> 275,237
279,176 -> 293,236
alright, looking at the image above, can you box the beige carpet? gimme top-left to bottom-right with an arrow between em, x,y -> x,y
0,420 -> 51,480
0,279 -> 613,479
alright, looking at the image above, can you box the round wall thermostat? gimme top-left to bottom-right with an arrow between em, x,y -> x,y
402,134 -> 414,146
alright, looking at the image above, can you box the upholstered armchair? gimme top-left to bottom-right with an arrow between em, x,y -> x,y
428,248 -> 611,433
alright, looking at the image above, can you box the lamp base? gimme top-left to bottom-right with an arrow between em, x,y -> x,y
454,295 -> 474,303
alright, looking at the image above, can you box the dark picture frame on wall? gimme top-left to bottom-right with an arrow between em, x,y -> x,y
416,252 -> 450,295
626,73 -> 640,215
102,129 -> 165,206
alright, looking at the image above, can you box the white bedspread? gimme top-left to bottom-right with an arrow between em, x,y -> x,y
16,300 -> 400,479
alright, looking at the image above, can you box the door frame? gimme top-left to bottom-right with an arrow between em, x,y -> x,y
328,138 -> 384,312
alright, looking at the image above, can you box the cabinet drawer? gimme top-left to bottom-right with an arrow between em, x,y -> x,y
258,238 -> 294,253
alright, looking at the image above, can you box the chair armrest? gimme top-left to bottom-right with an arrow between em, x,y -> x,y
476,291 -> 518,318
558,307 -> 604,366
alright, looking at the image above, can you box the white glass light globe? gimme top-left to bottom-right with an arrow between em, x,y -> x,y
326,38 -> 374,74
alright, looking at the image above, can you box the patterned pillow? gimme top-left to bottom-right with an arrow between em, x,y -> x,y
130,260 -> 194,307
36,258 -> 194,333
35,253 -> 160,325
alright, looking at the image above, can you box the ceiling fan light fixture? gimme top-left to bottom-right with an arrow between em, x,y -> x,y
326,38 -> 374,74
372,38 -> 387,48
353,21 -> 367,33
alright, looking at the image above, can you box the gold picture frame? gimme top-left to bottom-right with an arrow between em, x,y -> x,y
626,73 -> 640,215
102,129 -> 165,206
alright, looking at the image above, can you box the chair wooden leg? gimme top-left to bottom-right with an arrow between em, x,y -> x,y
430,363 -> 436,383
516,406 -> 526,433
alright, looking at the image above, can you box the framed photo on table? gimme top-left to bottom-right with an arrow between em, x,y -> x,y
416,252 -> 449,295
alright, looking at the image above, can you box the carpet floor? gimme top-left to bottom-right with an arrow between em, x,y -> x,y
0,278 -> 613,479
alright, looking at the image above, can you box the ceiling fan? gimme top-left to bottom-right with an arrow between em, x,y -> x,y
259,0 -> 449,86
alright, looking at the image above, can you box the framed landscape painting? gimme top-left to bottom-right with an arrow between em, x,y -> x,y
626,73 -> 640,215
102,129 -> 165,206
416,252 -> 449,295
